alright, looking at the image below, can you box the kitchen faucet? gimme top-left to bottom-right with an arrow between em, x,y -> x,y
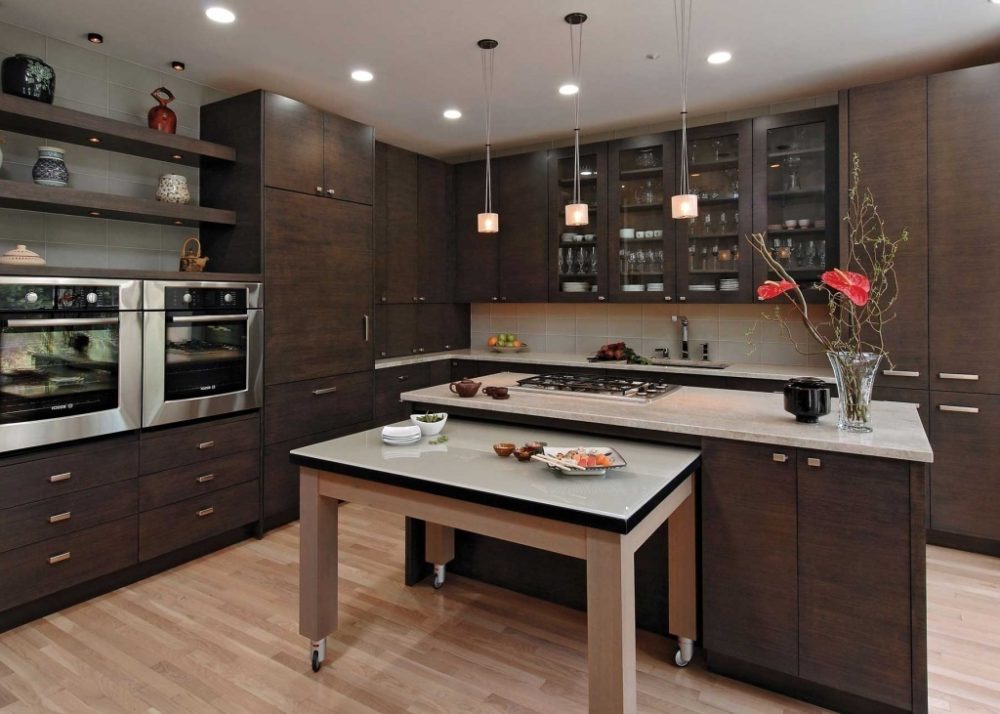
673,315 -> 690,360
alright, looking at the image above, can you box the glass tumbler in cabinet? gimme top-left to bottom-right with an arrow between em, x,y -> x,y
609,134 -> 675,301
675,121 -> 753,303
752,107 -> 839,303
548,143 -> 608,301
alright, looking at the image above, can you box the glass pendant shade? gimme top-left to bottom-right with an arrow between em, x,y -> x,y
478,212 -> 499,233
671,194 -> 698,219
565,203 -> 589,226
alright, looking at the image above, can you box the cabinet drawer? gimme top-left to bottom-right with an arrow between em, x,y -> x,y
140,414 -> 260,475
264,371 -> 372,445
140,450 -> 259,512
0,480 -> 137,554
139,480 -> 259,561
0,439 -> 138,510
0,516 -> 137,612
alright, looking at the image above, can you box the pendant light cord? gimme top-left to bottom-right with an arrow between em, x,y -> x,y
674,0 -> 692,196
570,20 -> 584,205
481,43 -> 495,214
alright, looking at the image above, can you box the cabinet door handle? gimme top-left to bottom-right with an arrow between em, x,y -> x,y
48,511 -> 71,524
412,296 -> 419,302
939,373 -> 979,381
772,453 -> 788,463
938,405 -> 979,414
48,472 -> 72,483
326,188 -> 335,196
196,507 -> 215,517
397,375 -> 409,382
597,296 -> 606,302
418,348 -> 425,353
419,296 -> 426,302
491,297 -> 499,302
312,386 -> 338,396
445,344 -> 451,350
48,552 -> 71,565
679,296 -> 688,302
363,314 -> 369,342
883,370 -> 919,378
664,296 -> 672,302
807,457 -> 822,468
196,473 -> 216,483
315,186 -> 323,194
198,440 -> 215,450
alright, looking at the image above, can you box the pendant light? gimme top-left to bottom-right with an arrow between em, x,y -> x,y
564,12 -> 589,227
671,0 -> 698,219
477,39 -> 499,234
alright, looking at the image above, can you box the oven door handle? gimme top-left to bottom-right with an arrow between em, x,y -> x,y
4,317 -> 120,328
169,314 -> 249,324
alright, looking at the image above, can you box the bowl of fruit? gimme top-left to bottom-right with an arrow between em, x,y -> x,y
488,333 -> 528,353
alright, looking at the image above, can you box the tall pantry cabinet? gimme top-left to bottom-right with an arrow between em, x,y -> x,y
202,91 -> 375,526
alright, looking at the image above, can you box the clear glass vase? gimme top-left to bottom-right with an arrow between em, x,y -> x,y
827,351 -> 882,433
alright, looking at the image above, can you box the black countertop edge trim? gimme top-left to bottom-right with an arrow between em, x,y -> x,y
289,452 -> 699,536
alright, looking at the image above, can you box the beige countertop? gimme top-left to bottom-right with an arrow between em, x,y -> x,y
376,349 -> 834,382
401,371 -> 933,463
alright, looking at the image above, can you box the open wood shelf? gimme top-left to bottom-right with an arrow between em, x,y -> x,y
0,264 -> 261,281
0,94 -> 235,167
0,179 -> 236,227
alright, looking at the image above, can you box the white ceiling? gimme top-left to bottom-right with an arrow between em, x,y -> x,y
4,0 -> 999,159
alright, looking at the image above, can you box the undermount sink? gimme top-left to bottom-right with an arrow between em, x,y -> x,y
650,359 -> 731,370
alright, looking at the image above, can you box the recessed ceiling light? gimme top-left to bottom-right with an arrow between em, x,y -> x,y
351,69 -> 374,82
558,83 -> 579,96
88,136 -> 101,144
707,51 -> 732,65
205,6 -> 236,23
171,60 -> 185,72
443,109 -> 462,120
171,154 -> 184,160
645,53 -> 661,60
87,33 -> 103,44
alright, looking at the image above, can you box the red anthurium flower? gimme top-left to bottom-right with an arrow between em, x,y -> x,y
756,279 -> 796,301
821,268 -> 870,306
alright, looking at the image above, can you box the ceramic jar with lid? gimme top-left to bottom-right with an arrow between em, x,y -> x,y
155,173 -> 191,204
32,146 -> 69,187
1,54 -> 55,103
0,244 -> 46,266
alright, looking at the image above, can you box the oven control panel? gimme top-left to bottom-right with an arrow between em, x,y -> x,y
0,285 -> 119,311
164,287 -> 247,310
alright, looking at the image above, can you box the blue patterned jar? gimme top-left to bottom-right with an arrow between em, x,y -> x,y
32,146 -> 69,187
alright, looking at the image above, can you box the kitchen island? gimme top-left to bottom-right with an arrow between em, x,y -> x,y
401,372 -> 933,714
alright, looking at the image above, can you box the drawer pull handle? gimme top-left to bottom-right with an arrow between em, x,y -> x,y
198,440 -> 215,450
883,370 -> 919,378
363,314 -> 370,342
312,387 -> 338,396
196,473 -> 216,483
397,375 -> 408,382
48,552 -> 71,565
938,405 -> 979,414
939,373 -> 979,381
197,507 -> 215,517
807,457 -> 822,468
48,472 -> 72,483
48,511 -> 71,524
772,453 -> 788,463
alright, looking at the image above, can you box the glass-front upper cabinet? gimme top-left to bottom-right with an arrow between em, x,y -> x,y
608,134 -> 675,302
752,108 -> 839,301
675,121 -> 753,303
548,143 -> 608,301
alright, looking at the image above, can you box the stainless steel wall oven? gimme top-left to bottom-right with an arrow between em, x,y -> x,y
0,277 -> 142,452
142,280 -> 262,428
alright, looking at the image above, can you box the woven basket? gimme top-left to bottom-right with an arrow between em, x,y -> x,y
179,236 -> 209,272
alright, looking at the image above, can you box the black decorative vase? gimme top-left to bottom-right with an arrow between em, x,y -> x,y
2,54 -> 55,103
783,377 -> 831,424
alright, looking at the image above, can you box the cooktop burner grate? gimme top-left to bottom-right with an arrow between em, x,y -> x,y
509,373 -> 679,403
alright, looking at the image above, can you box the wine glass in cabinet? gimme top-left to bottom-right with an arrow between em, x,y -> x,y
548,142 -> 608,301
609,133 -> 676,302
674,120 -> 753,303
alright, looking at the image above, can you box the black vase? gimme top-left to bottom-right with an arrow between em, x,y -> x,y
2,54 -> 55,103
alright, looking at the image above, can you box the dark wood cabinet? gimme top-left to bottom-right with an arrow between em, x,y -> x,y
374,361 -> 451,425
418,155 -> 455,303
264,371 -> 373,445
702,439 -> 798,675
375,303 -> 469,358
264,189 -> 373,384
846,77 -> 929,390
929,63 -> 1000,395
382,144 -> 419,303
929,391 -> 1000,541
454,160 -> 499,302
263,93 -> 373,205
380,304 -> 417,358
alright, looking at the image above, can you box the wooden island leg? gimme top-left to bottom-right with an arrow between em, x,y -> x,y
668,486 -> 697,667
586,528 -> 636,714
425,522 -> 455,589
299,467 -> 340,671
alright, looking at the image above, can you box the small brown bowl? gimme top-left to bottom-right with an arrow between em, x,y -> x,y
513,448 -> 534,462
493,442 -> 516,458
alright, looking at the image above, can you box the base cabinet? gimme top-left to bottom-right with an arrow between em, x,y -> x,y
374,361 -> 451,426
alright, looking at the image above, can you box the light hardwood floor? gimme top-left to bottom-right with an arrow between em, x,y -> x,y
0,504 -> 997,713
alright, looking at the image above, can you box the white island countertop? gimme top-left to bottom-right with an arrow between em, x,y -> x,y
401,372 -> 933,463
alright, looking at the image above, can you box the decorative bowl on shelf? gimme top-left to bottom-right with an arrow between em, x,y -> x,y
0,244 -> 45,266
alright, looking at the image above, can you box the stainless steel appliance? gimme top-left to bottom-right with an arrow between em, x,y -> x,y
0,277 -> 142,452
509,373 -> 679,403
142,280 -> 262,428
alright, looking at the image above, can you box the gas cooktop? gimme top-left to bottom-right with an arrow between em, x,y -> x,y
509,373 -> 679,403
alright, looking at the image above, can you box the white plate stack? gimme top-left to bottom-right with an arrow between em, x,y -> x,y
646,282 -> 664,291
720,278 -> 739,291
382,424 -> 422,445
622,284 -> 645,292
689,283 -> 716,292
562,282 -> 590,293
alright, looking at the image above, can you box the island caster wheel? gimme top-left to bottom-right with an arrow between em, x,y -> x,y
309,639 -> 326,672
432,564 -> 446,590
674,637 -> 694,668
